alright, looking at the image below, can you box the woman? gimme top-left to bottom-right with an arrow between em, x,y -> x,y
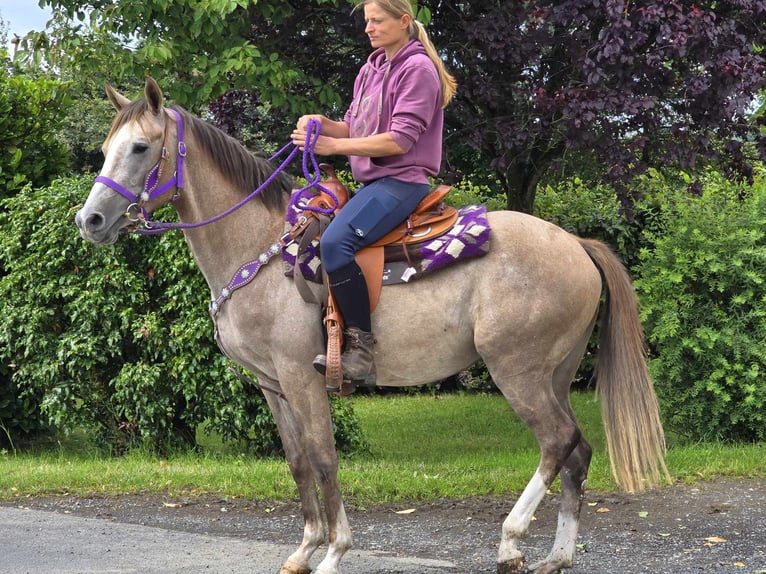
291,0 -> 456,389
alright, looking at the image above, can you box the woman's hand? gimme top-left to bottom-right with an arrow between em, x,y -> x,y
295,114 -> 325,132
291,129 -> 337,155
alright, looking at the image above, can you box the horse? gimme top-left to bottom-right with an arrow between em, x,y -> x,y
75,76 -> 669,574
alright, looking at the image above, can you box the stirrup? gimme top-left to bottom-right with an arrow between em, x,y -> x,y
312,354 -> 341,392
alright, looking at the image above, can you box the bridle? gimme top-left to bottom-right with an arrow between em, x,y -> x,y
95,108 -> 187,227
94,109 -> 336,235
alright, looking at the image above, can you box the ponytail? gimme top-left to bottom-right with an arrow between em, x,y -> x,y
409,19 -> 457,108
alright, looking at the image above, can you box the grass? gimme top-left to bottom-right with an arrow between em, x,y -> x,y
1,392 -> 764,504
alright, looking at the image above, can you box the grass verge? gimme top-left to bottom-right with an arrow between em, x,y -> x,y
1,392 -> 764,504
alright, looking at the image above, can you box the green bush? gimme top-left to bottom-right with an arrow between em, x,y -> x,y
0,69 -> 70,198
0,176 -> 368,455
635,170 -> 766,442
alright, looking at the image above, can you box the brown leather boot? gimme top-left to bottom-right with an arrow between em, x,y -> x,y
312,327 -> 377,388
340,327 -> 377,385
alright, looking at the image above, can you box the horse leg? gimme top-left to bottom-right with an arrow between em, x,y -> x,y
282,382 -> 352,574
494,371 -> 583,574
527,322 -> 595,574
527,437 -> 592,574
261,387 -> 325,574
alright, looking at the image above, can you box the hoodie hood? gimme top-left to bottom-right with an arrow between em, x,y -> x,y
365,39 -> 427,72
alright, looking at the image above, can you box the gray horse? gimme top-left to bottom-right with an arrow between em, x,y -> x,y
76,77 -> 669,574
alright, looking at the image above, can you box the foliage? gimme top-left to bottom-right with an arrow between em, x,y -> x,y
535,178 -> 630,250
56,85 -> 115,173
28,0 -> 362,116
431,0 -> 766,212
635,170 -> 766,443
0,368 -> 48,452
22,2 -> 766,214
0,14 -> 8,48
444,177 -> 506,212
0,176 -> 367,455
0,68 -> 70,198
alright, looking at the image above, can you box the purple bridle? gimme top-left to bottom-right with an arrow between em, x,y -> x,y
94,108 -> 336,235
95,108 -> 187,225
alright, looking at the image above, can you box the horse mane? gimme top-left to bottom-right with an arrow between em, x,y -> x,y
106,99 -> 293,210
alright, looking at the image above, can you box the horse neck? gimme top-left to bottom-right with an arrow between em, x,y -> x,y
172,144 -> 286,295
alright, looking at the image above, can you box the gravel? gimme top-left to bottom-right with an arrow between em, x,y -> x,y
2,478 -> 765,573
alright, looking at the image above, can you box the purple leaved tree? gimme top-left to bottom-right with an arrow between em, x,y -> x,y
432,0 -> 766,213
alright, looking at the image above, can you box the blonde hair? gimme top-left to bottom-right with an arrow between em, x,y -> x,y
356,0 -> 457,108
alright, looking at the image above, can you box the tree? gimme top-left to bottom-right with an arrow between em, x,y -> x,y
26,1 -> 766,213
0,13 -> 8,48
32,0 -> 361,114
432,0 -> 766,212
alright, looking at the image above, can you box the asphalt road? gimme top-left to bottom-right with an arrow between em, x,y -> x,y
0,505 -> 454,573
2,478 -> 765,573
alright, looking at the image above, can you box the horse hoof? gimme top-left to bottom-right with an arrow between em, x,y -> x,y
278,560 -> 311,574
497,557 -> 526,574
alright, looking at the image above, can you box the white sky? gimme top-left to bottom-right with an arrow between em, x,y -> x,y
0,0 -> 52,49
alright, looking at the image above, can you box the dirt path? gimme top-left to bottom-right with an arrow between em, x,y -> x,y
3,477 -> 765,573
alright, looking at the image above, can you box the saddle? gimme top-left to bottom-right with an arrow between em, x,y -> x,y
286,165 -> 458,393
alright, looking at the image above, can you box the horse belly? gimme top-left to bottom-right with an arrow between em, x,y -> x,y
371,268 -> 481,387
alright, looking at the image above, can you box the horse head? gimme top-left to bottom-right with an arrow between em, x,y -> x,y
76,76 -> 181,245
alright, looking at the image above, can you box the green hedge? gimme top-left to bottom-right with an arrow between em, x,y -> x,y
0,176 -> 368,455
0,69 -> 70,198
635,170 -> 766,442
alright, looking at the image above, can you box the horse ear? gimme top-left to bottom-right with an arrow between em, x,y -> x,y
144,76 -> 164,115
105,82 -> 131,111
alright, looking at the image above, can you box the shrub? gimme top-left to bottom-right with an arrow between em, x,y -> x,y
0,176 -> 367,455
635,170 -> 766,442
0,69 -> 70,198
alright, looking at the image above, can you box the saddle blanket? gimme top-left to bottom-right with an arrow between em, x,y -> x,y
282,188 -> 491,285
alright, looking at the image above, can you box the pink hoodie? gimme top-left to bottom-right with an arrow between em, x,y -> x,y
344,39 -> 443,185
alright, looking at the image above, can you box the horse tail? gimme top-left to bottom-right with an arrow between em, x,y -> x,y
578,238 -> 670,493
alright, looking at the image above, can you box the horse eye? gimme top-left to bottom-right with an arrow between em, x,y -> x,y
132,143 -> 150,154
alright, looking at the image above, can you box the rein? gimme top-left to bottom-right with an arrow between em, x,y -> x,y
95,111 -> 338,234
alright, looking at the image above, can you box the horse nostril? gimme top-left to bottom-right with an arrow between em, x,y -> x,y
84,211 -> 105,232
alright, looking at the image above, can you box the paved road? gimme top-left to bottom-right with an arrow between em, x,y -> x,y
0,506 -> 454,574
2,478 -> 766,573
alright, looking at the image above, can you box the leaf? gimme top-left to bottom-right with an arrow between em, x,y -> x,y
596,507 -> 610,513
638,511 -> 649,518
704,536 -> 727,544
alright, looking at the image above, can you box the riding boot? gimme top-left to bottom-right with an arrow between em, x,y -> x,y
340,326 -> 377,386
313,261 -> 376,387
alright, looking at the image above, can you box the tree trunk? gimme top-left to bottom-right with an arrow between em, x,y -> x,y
502,163 -> 542,214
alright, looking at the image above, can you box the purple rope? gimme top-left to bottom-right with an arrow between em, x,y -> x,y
136,118 -> 338,234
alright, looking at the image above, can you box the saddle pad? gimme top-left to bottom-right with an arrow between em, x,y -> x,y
282,189 -> 491,285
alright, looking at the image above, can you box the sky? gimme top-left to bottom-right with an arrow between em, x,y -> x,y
0,0 -> 52,50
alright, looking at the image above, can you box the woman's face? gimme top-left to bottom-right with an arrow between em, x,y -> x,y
363,3 -> 410,56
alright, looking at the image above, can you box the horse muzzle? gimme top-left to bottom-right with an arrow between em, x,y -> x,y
75,207 -> 124,246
